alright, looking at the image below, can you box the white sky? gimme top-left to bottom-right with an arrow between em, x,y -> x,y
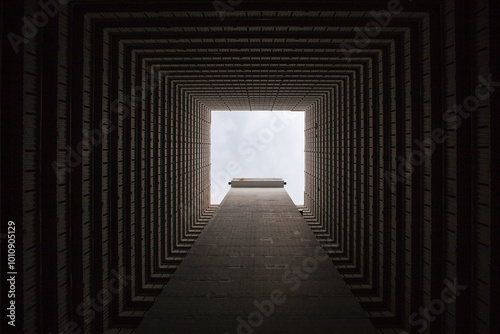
210,111 -> 305,205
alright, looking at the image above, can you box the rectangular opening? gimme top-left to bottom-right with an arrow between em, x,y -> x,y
210,111 -> 305,204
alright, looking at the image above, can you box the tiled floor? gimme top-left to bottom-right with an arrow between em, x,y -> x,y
136,187 -> 376,333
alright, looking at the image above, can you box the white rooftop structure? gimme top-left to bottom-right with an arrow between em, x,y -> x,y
230,178 -> 285,188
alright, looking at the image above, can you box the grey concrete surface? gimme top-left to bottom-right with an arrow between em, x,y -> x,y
136,187 -> 376,334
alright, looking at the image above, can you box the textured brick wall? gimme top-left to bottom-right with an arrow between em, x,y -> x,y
303,0 -> 498,332
1,2 -> 214,332
1,1 -> 498,333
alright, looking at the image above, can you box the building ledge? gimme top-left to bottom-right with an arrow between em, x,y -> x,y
230,178 -> 285,188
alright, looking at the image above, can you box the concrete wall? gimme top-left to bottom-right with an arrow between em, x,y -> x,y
1,0 -> 498,333
303,0 -> 499,332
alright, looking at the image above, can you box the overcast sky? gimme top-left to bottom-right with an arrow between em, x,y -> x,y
211,111 -> 305,204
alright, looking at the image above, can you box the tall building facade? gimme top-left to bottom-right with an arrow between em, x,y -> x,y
137,178 -> 376,333
1,0 -> 499,333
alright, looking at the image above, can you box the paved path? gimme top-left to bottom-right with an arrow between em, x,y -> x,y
136,187 -> 376,333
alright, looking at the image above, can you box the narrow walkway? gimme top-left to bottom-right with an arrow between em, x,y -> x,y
136,186 -> 376,333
